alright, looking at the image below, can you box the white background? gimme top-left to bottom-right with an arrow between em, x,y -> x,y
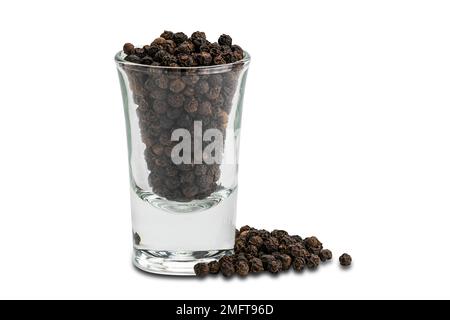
0,0 -> 449,300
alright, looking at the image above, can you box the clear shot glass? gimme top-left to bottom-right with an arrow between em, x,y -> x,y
115,51 -> 250,275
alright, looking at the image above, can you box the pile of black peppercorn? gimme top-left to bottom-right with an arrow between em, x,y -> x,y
123,31 -> 243,67
193,226 -> 352,277
121,31 -> 246,201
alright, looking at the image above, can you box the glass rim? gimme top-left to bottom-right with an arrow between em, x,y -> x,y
114,50 -> 251,71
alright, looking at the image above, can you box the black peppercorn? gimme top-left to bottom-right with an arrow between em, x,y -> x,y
288,244 -> 302,257
160,30 -> 174,40
167,93 -> 185,108
123,43 -> 135,55
151,144 -> 164,156
147,45 -> 161,57
246,244 -> 259,257
249,235 -> 264,249
191,31 -> 206,40
181,184 -> 198,198
278,244 -> 289,254
234,239 -> 246,253
232,44 -> 243,55
199,43 -> 211,52
153,49 -> 169,63
208,261 -> 220,274
220,261 -> 235,277
267,260 -> 282,274
222,52 -> 235,63
177,53 -> 195,67
221,45 -> 232,54
339,253 -> 352,266
304,236 -> 323,255
176,41 -> 194,55
238,230 -> 249,241
198,100 -> 213,116
233,51 -> 244,61
169,79 -> 186,93
249,257 -> 264,273
205,86 -> 221,100
307,254 -> 321,269
196,52 -> 213,66
154,75 -> 169,89
271,229 -> 289,239
219,255 -> 234,265
293,258 -> 305,272
258,230 -> 271,239
194,263 -> 209,277
184,97 -> 199,113
173,32 -> 188,45
142,44 -> 151,54
133,232 -> 141,245
182,86 -> 195,97
279,235 -> 295,246
235,260 -> 250,277
134,47 -> 146,57
151,37 -> 166,46
162,54 -> 177,66
213,55 -> 226,65
264,237 -> 279,253
236,253 -> 247,262
298,248 -> 311,260
125,54 -> 141,63
319,249 -> 333,262
277,254 -> 292,270
164,39 -> 176,50
141,56 -> 153,65
218,34 -> 232,47
191,31 -> 207,47
260,255 -> 276,270
195,80 -> 209,95
272,252 -> 282,259
217,110 -> 229,128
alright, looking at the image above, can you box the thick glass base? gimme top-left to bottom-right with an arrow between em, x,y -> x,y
131,188 -> 237,252
133,249 -> 233,276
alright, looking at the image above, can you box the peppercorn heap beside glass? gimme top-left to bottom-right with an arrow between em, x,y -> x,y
193,226 -> 352,278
